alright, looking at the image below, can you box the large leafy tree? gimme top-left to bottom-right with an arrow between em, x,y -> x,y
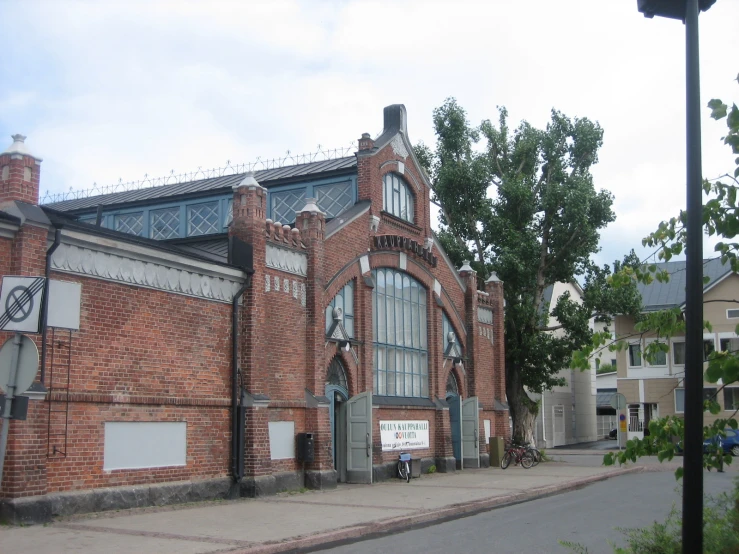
416,99 -> 640,443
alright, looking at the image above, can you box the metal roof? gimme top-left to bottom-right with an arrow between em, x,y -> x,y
44,156 -> 357,213
638,258 -> 732,310
596,391 -> 617,409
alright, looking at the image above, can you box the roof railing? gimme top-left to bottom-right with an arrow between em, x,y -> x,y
39,143 -> 357,204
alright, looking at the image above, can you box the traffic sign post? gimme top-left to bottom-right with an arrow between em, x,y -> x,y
0,333 -> 41,488
0,276 -> 46,334
610,393 -> 627,451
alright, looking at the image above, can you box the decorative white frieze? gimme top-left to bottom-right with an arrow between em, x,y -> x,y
478,307 -> 493,325
479,326 -> 494,344
51,243 -> 243,303
283,278 -> 289,293
301,283 -> 306,307
265,275 -> 271,292
266,243 -> 308,277
292,280 -> 298,299
390,135 -> 409,159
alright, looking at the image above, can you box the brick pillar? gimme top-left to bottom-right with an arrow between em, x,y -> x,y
434,408 -> 455,472
0,134 -> 42,206
459,261 -> 478,397
295,200 -> 336,488
485,272 -> 508,439
295,198 -> 326,396
228,172 -> 271,478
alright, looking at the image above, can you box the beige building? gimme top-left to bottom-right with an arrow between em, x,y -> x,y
531,282 -> 598,448
613,258 -> 739,439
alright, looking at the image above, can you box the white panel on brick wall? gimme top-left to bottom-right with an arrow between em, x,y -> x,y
484,419 -> 491,444
104,422 -> 187,471
48,280 -> 81,330
268,421 -> 295,460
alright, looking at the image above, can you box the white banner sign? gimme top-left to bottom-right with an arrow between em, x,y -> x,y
380,420 -> 430,451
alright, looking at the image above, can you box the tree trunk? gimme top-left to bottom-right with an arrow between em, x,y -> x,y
506,368 -> 538,445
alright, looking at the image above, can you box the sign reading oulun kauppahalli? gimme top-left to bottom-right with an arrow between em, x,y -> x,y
379,420 -> 430,451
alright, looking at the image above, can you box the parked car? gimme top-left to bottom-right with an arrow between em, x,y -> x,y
608,428 -> 617,440
702,428 -> 739,456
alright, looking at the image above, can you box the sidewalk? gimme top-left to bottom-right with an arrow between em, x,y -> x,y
0,457 -> 662,554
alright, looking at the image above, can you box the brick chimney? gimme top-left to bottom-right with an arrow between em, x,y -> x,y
0,134 -> 43,205
358,132 -> 374,151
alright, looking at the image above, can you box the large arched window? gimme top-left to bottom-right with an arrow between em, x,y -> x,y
383,173 -> 414,223
372,268 -> 428,397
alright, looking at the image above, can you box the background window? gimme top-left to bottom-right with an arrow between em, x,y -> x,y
383,173 -> 414,223
150,207 -> 180,240
372,269 -> 427,397
115,213 -> 143,236
720,337 -> 739,354
675,388 -> 718,413
703,339 -> 716,361
271,188 -> 306,224
316,181 -> 352,219
646,341 -> 667,366
673,342 -> 685,365
187,202 -> 219,236
724,388 -> 739,411
628,344 -> 641,367
326,281 -> 354,338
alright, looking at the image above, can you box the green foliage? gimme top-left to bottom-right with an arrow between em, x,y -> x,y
426,464 -> 437,474
417,99 -> 640,442
560,478 -> 739,553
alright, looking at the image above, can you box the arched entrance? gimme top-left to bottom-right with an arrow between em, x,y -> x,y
325,357 -> 349,482
445,368 -> 480,469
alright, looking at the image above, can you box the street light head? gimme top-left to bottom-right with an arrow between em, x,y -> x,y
637,0 -> 716,20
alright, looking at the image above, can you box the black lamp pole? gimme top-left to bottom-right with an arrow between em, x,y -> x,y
636,1 -> 715,553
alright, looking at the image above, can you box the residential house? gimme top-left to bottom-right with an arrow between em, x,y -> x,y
613,258 -> 739,439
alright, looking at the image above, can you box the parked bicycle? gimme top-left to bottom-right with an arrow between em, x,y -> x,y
526,443 -> 542,466
397,452 -> 411,483
501,440 -> 534,469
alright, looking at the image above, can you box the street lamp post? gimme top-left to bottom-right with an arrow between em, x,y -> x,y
636,1 -> 716,552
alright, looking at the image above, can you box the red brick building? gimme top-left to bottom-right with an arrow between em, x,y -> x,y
0,106 -> 507,523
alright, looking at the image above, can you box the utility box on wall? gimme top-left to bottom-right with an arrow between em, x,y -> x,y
296,432 -> 314,463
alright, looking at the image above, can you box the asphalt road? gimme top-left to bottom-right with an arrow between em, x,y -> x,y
315,470 -> 735,554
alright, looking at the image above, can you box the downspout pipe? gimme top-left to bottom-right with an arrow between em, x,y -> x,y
40,227 -> 62,385
231,277 -> 250,483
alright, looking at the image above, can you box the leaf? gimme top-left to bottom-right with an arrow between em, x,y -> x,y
674,466 -> 683,480
708,98 -> 728,120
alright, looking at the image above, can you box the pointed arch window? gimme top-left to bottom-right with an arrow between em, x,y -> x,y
442,312 -> 462,358
372,268 -> 428,397
325,281 -> 354,338
446,372 -> 459,396
383,173 -> 414,223
327,357 -> 348,389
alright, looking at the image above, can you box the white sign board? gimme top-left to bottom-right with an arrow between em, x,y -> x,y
104,421 -> 187,471
0,276 -> 46,333
268,421 -> 295,460
483,419 -> 491,444
380,420 -> 430,451
48,280 -> 81,330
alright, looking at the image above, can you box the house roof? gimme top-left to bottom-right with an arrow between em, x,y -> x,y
638,258 -> 733,311
43,156 -> 357,213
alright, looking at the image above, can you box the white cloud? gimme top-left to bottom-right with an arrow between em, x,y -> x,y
1,0 -> 737,266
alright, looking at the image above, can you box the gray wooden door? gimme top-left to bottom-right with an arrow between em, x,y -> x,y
346,391 -> 373,484
462,396 -> 480,468
448,394 -> 462,469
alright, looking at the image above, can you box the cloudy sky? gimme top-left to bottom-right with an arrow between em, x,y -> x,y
1,0 -> 738,267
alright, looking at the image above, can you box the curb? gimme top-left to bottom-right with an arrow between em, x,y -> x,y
227,466 -> 645,554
